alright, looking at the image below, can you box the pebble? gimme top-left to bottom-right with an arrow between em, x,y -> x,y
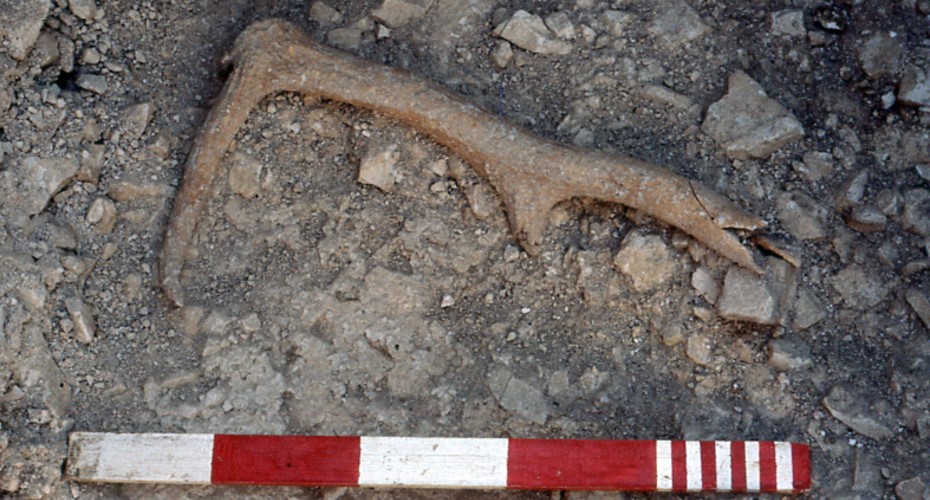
822,385 -> 894,440
107,180 -> 172,201
494,10 -> 572,56
85,197 -> 116,234
76,144 -> 105,184
770,10 -> 806,37
309,1 -> 343,26
702,71 -> 804,160
497,375 -> 549,425
326,28 -> 363,52
65,297 -> 96,344
640,84 -> 693,110
857,32 -> 903,79
835,169 -> 869,209
68,0 -> 98,22
847,205 -> 886,233
358,144 -> 398,192
228,152 -> 263,199
795,151 -> 834,182
539,12 -> 572,41
776,191 -> 828,240
902,189 -> 930,236
792,288 -> 825,330
646,0 -> 710,50
685,334 -> 715,367
876,189 -> 901,216
905,289 -> 930,331
240,313 -> 262,334
0,0 -> 50,60
831,266 -> 888,310
76,74 -> 108,95
898,65 -> 930,108
767,339 -> 812,371
717,267 -> 777,325
612,231 -> 677,292
895,477 -> 928,500
121,102 -> 154,139
371,0 -> 432,28
690,267 -> 719,303
14,156 -> 79,217
599,10 -> 633,37
490,40 -> 513,68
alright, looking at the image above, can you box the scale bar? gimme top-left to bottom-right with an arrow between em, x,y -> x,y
66,433 -> 810,493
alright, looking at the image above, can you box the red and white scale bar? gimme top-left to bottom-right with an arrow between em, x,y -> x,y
66,433 -> 810,493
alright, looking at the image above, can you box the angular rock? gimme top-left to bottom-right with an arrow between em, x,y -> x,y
600,10 -> 632,37
902,189 -> 930,236
899,65 -> 930,108
85,197 -> 116,234
690,267 -> 719,303
718,267 -> 777,325
641,84 -> 693,110
68,0 -> 98,21
823,386 -> 894,440
497,376 -> 549,425
11,156 -> 79,217
310,1 -> 343,25
793,287 -> 826,330
612,231 -> 677,292
358,144 -> 398,192
847,205 -> 886,233
702,71 -> 804,159
326,28 -> 362,51
776,191 -> 828,240
770,10 -> 805,37
647,0 -> 709,49
795,151 -> 834,183
895,477 -> 928,500
831,266 -> 888,310
768,339 -> 812,371
76,73 -> 108,95
686,334 -> 715,367
858,32 -> 903,79
0,0 -> 50,60
65,297 -> 95,344
494,10 -> 572,56
905,289 -> 930,331
77,144 -> 106,184
371,0 -> 433,28
228,152 -> 263,199
490,40 -> 513,68
835,169 -> 869,209
121,102 -> 154,139
544,11 -> 575,40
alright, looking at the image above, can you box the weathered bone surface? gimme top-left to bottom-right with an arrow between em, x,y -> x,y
158,19 -> 766,306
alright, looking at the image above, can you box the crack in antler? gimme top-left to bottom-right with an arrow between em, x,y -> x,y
158,19 -> 766,306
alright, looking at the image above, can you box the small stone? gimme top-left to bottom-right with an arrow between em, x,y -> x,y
905,289 -> 930,331
310,1 -> 343,25
65,297 -> 96,344
490,40 -> 513,68
847,205 -> 887,232
831,266 -> 888,310
179,305 -> 205,336
876,189 -> 902,216
898,65 -> 930,108
793,287 -> 826,330
123,273 -> 141,302
776,191 -> 828,240
0,0 -> 50,60
795,151 -> 834,183
463,182 -> 498,220
640,84 -> 693,110
358,144 -> 398,192
600,10 -> 633,37
544,11 -> 575,40
107,180 -> 172,201
85,197 -> 116,234
647,0 -> 710,50
376,24 -> 391,39
835,169 -> 869,209
902,189 -> 930,236
240,313 -> 262,334
823,386 -> 894,440
12,156 -> 79,217
916,164 -> 930,182
895,477 -> 928,500
497,376 -> 549,425
612,231 -> 677,292
121,102 -> 154,139
326,28 -> 362,51
881,91 -> 896,109
690,267 -> 719,303
718,267 -> 777,325
494,10 -> 572,56
371,0 -> 432,28
76,73 -> 108,94
770,10 -> 805,37
76,144 -> 105,184
440,294 -> 455,308
32,32 -> 59,67
768,339 -> 812,371
68,0 -> 97,21
702,71 -> 804,160
228,152 -> 263,199
660,323 -> 685,347
685,334 -> 714,367
858,32 -> 903,79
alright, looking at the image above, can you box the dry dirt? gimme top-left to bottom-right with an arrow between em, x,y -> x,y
1,0 -> 929,498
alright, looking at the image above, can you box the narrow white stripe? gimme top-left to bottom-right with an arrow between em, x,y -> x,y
71,433 -> 214,483
775,442 -> 794,492
685,441 -> 702,491
656,440 -> 673,491
358,437 -> 508,488
715,441 -> 731,491
745,441 -> 761,491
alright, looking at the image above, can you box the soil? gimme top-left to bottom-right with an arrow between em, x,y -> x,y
1,0 -> 929,498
